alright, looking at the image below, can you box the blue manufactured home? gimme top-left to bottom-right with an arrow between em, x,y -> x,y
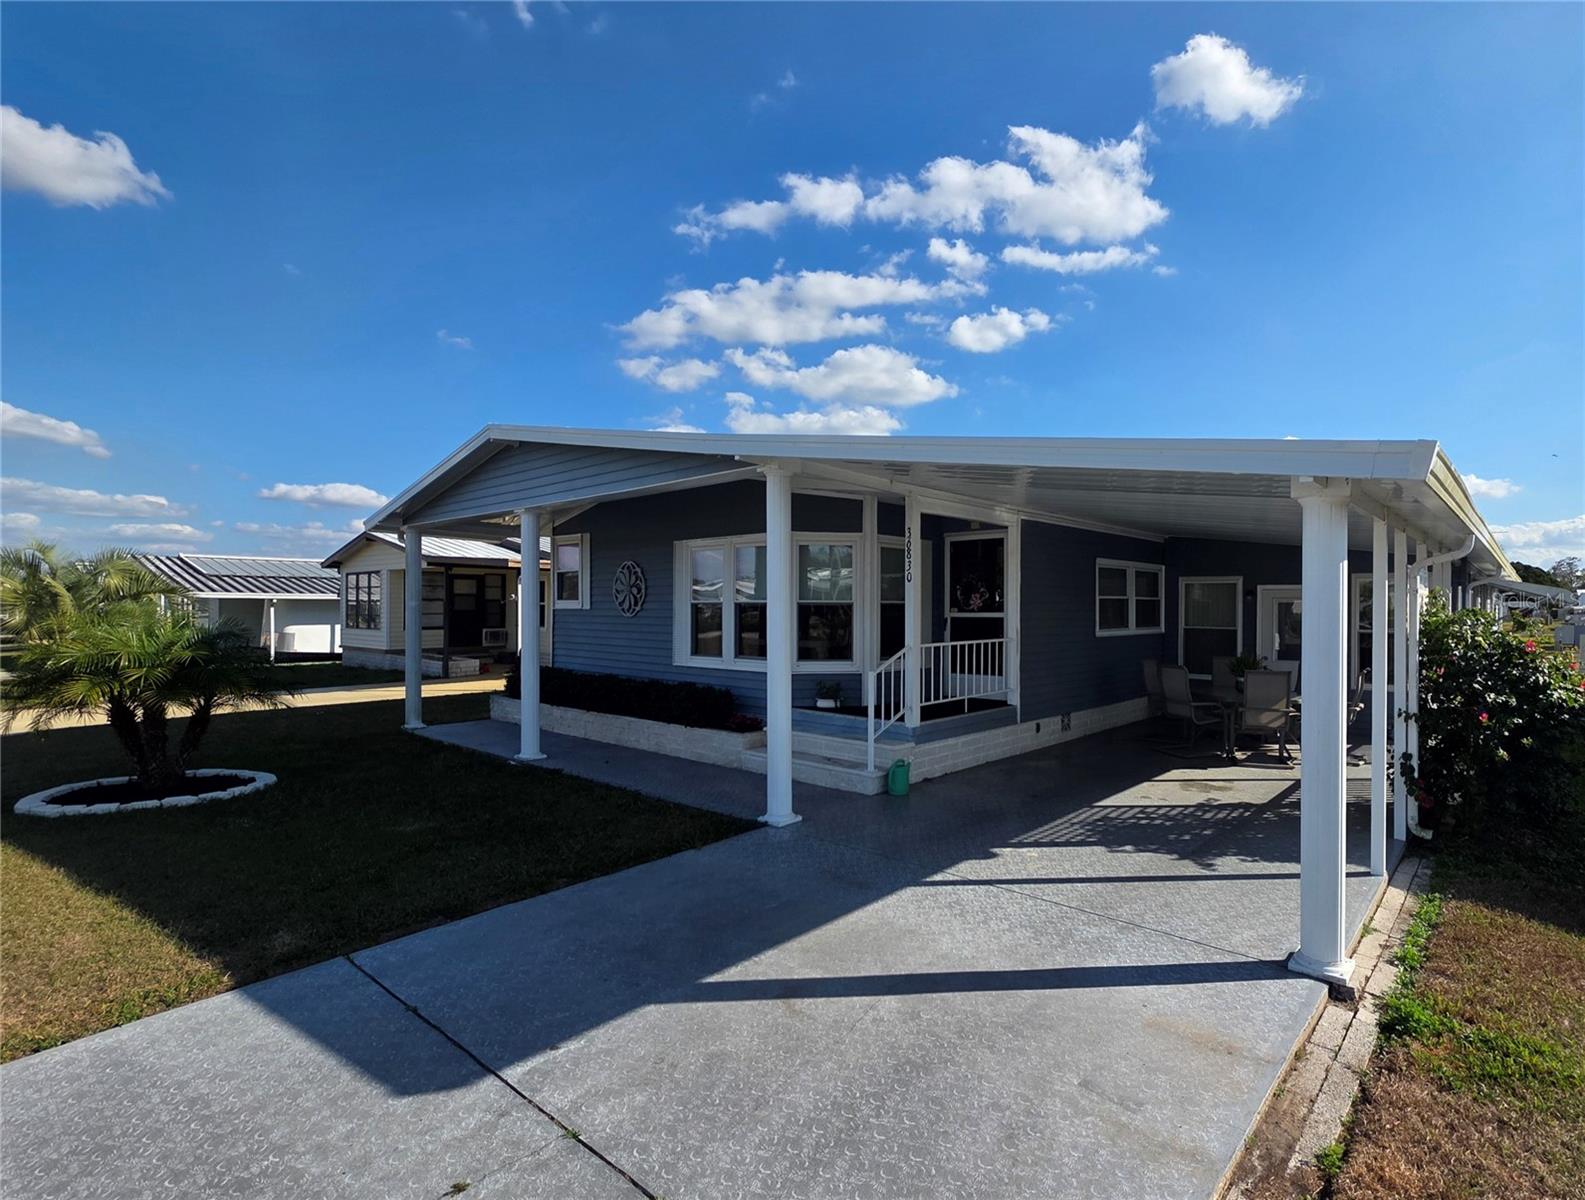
368,427 -> 1513,987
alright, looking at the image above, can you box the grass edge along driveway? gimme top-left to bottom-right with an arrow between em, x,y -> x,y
1,694 -> 753,1062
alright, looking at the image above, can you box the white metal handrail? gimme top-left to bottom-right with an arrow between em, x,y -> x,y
865,637 -> 1010,772
918,637 -> 1009,707
866,647 -> 909,772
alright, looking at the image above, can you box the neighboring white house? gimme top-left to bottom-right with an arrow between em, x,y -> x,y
138,554 -> 343,658
320,531 -> 549,677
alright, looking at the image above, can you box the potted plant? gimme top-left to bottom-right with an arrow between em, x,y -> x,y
1229,653 -> 1266,683
815,680 -> 843,710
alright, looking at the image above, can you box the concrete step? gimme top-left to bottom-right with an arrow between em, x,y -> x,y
739,747 -> 886,795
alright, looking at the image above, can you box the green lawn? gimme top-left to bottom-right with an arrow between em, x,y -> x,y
1,694 -> 753,1061
1328,810 -> 1585,1199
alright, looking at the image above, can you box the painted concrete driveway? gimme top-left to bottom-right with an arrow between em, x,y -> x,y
1,732 -> 1379,1200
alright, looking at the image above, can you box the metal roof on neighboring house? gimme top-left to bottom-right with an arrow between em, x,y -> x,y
319,530 -> 547,570
138,554 -> 342,599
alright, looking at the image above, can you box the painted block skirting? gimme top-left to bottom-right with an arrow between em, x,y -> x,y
490,693 -> 766,767
343,648 -> 482,677
492,690 -> 1147,794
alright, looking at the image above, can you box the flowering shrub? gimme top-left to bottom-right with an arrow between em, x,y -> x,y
1402,594 -> 1585,823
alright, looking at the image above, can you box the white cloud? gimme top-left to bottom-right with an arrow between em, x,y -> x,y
621,270 -> 940,350
674,174 -> 862,247
0,105 -> 171,209
1152,264 -> 1179,277
107,522 -> 212,544
235,518 -> 365,549
926,237 -> 990,283
779,69 -> 798,90
724,392 -> 901,437
511,0 -> 533,28
617,356 -> 720,392
0,477 -> 185,517
437,329 -> 474,350
1,401 -> 111,458
946,307 -> 1055,354
650,407 -> 707,434
1151,34 -> 1303,127
1462,474 -> 1521,500
865,123 -> 1166,245
1489,514 -> 1585,566
0,512 -> 40,533
725,344 -> 956,408
679,124 -> 1166,249
258,482 -> 389,508
1000,242 -> 1159,275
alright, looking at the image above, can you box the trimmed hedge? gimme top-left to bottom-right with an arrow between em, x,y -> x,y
504,660 -> 744,731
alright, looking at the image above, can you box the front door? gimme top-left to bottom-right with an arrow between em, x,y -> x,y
1257,586 -> 1303,668
448,575 -> 483,647
944,533 -> 1006,643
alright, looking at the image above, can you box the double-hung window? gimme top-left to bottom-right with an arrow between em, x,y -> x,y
1180,577 -> 1241,676
345,571 -> 382,630
676,537 -> 766,667
1096,559 -> 1164,636
553,535 -> 588,609
797,540 -> 855,662
878,539 -> 906,660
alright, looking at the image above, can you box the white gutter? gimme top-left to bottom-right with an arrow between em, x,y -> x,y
1405,534 -> 1476,839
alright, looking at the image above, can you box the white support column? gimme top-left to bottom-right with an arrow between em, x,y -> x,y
515,509 -> 546,762
267,598 -> 278,663
1392,526 -> 1409,843
861,493 -> 879,671
903,492 -> 923,727
1406,542 -> 1423,833
762,466 -> 799,827
1369,518 -> 1388,876
402,529 -> 425,730
1290,478 -> 1354,988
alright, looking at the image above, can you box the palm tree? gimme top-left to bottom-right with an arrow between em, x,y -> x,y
7,609 -> 294,792
1,540 -> 180,644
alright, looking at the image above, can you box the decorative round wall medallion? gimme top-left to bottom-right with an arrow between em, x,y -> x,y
613,560 -> 647,617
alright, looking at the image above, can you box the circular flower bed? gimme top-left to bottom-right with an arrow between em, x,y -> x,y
14,769 -> 277,818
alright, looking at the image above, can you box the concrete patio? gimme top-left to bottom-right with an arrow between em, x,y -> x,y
0,722 -> 1387,1200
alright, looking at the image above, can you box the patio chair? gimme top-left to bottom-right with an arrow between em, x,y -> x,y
1271,659 -> 1300,696
1210,655 -> 1237,693
1160,664 -> 1223,750
1235,669 -> 1294,761
1141,657 -> 1164,716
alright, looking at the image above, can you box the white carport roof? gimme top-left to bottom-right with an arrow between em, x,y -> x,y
1473,576 -> 1578,602
367,427 -> 1517,581
320,529 -> 547,570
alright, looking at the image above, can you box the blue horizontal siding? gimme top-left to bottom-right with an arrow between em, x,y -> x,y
1019,521 -> 1166,723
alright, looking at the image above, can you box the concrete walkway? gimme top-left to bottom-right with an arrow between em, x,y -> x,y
1,724 -> 1385,1200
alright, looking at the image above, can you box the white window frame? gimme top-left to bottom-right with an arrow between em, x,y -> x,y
1352,572 -> 1394,690
552,533 -> 589,610
671,532 -> 865,673
1095,558 -> 1165,637
1177,575 -> 1243,678
672,535 -> 769,671
794,532 -> 861,670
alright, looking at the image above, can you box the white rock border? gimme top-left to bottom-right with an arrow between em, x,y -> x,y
13,769 -> 277,818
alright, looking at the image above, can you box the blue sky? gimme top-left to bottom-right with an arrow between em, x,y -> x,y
2,2 -> 1581,564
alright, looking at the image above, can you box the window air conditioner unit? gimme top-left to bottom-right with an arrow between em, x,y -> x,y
481,628 -> 509,647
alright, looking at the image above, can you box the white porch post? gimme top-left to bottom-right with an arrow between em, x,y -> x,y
861,494 -> 879,670
762,465 -> 799,827
1406,544 -> 1424,833
1392,526 -> 1409,843
1369,518 -> 1388,877
1290,478 -> 1354,987
267,598 -> 278,663
903,492 -> 923,727
515,508 -> 546,762
402,529 -> 424,730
